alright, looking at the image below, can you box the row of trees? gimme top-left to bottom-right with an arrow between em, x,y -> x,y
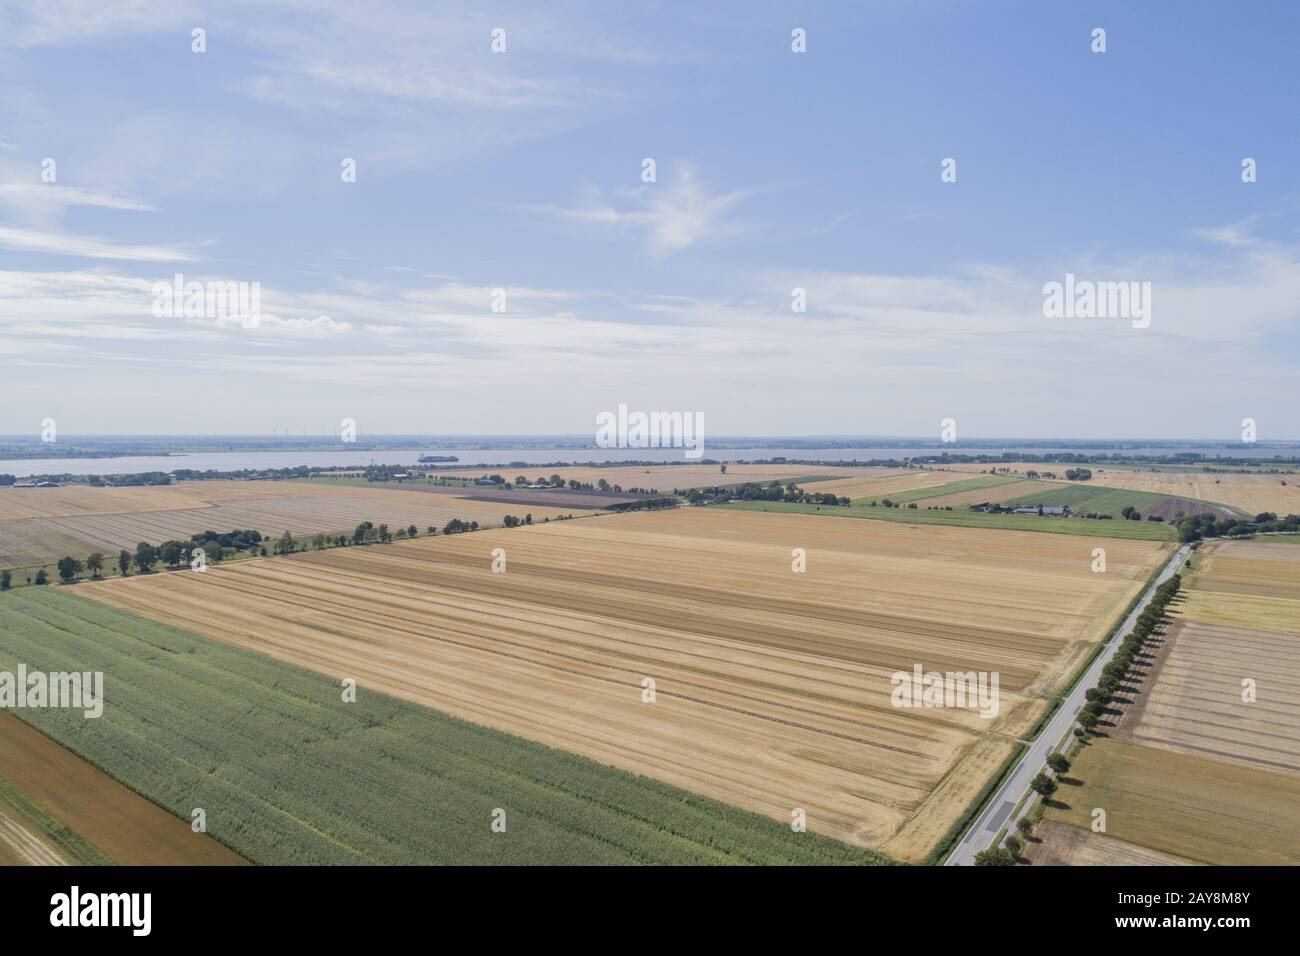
976,574 -> 1183,865
15,510 -> 536,590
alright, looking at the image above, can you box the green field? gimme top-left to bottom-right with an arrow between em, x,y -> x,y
996,484 -> 1170,515
0,587 -> 889,866
723,500 -> 1178,540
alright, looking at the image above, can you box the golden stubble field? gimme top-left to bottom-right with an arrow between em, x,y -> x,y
1045,739 -> 1300,865
0,481 -> 574,570
80,507 -> 1166,860
1126,539 -> 1300,774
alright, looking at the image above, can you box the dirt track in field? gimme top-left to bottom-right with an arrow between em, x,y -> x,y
0,806 -> 68,866
80,508 -> 1163,859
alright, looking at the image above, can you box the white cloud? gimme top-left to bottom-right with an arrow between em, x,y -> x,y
522,165 -> 761,255
0,182 -> 156,212
0,225 -> 193,261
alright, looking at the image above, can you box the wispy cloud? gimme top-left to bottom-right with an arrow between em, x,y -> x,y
0,0 -> 198,49
521,165 -> 762,255
0,225 -> 193,261
0,182 -> 157,213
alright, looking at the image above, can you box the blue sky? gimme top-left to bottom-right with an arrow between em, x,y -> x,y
1,0 -> 1298,439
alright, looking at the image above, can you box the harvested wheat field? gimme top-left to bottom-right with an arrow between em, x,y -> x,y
1123,620 -> 1300,773
1123,538 -> 1300,773
81,507 -> 1165,859
1022,820 -> 1193,866
1181,538 -> 1300,635
0,481 -> 573,569
0,480 -> 297,520
1045,738 -> 1300,865
798,469 -> 957,500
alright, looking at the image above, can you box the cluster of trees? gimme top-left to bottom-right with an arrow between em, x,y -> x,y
1118,505 -> 1159,522
512,474 -> 567,488
85,472 -> 172,487
1174,511 -> 1300,542
456,473 -> 621,493
975,809 -> 1046,865
441,518 -> 479,535
192,528 -> 263,551
605,497 -> 678,513
684,481 -> 850,506
1063,468 -> 1093,481
502,514 -> 533,528
57,554 -> 100,582
363,465 -> 413,482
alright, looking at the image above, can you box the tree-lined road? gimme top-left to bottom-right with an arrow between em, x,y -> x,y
944,542 -> 1193,866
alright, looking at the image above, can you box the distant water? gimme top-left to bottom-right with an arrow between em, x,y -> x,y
1,444 -> 1295,478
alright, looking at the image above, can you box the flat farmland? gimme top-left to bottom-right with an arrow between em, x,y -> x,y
81,508 -> 1166,859
725,499 -> 1178,540
0,481 -> 288,520
1045,738 -> 1300,865
1181,538 -> 1300,635
1124,538 -> 1300,773
1123,620 -> 1300,773
886,474 -> 1022,504
0,588 -> 881,865
995,483 -> 1226,520
936,463 -> 1300,514
1083,470 -> 1300,516
808,469 -> 956,500
1044,535 -> 1300,865
0,481 -> 574,570
436,463 -> 860,493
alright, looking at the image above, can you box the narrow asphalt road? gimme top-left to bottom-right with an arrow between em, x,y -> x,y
944,541 -> 1193,866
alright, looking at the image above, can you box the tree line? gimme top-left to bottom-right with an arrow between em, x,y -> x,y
975,573 -> 1183,865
